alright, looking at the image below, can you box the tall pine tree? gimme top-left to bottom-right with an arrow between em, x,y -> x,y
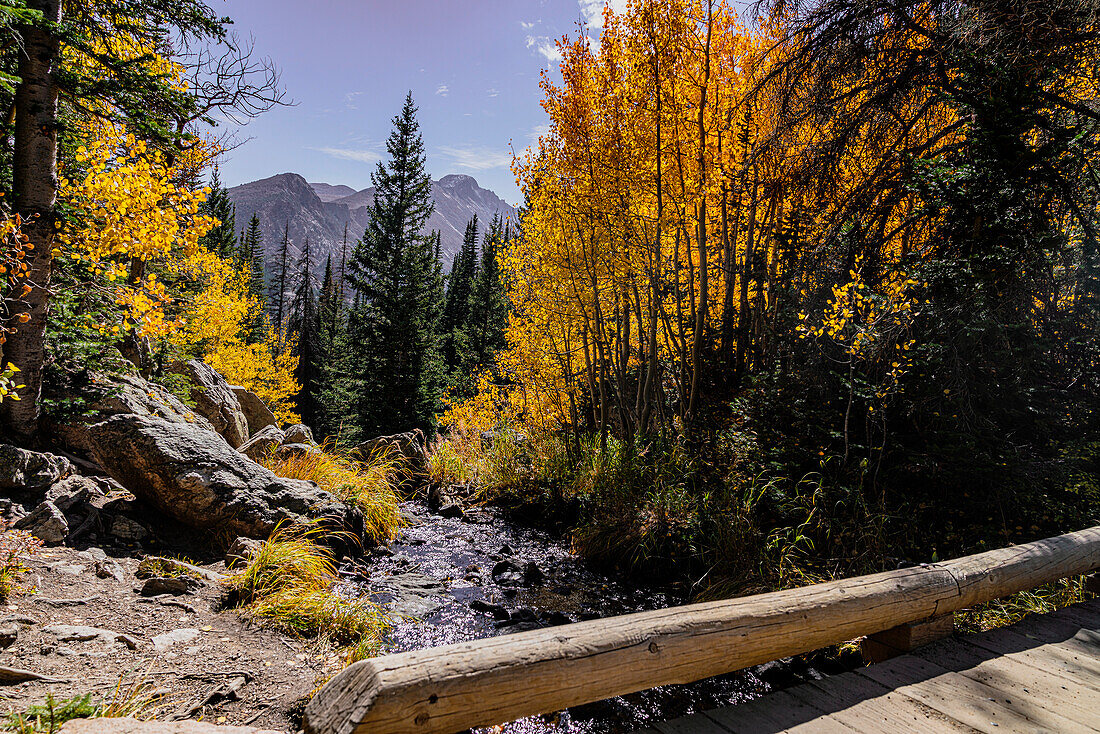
442,214 -> 479,372
288,237 -> 320,427
238,214 -> 269,343
200,165 -> 237,260
269,221 -> 292,346
468,213 -> 510,370
345,92 -> 443,436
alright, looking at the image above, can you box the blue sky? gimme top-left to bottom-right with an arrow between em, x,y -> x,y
211,0 -> 628,204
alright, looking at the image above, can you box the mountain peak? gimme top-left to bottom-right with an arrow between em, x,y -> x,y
438,174 -> 479,190
228,172 -> 516,273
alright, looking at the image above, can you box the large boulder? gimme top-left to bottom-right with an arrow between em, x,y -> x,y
356,429 -> 426,470
0,445 -> 72,491
14,502 -> 68,544
52,372 -> 214,455
85,414 -> 365,543
237,425 -> 284,462
229,386 -> 278,436
168,361 -> 249,448
283,424 -> 315,445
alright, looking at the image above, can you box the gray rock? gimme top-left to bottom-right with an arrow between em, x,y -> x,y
86,414 -> 365,542
151,628 -> 200,653
274,442 -> 319,460
224,537 -> 262,570
94,559 -> 126,582
0,498 -> 27,523
491,559 -> 524,586
355,429 -> 426,470
370,572 -> 447,618
438,501 -> 464,519
45,476 -> 105,513
0,622 -> 19,648
44,624 -> 129,645
0,445 -> 72,491
282,424 -> 314,445
228,386 -> 278,436
59,716 -> 283,734
167,360 -> 249,448
15,502 -> 69,544
109,515 -> 149,543
53,373 -> 215,455
236,425 -> 284,463
140,577 -> 201,596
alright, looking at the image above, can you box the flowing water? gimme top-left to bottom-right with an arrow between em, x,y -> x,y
343,500 -> 823,733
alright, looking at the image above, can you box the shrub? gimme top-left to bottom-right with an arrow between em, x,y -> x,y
261,444 -> 402,544
225,525 -> 389,646
0,526 -> 42,598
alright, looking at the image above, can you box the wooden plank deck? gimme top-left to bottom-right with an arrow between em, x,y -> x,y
641,598 -> 1100,734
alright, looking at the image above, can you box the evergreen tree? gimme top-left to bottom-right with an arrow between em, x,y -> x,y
339,221 -> 350,303
468,213 -> 510,370
199,165 -> 237,260
269,221 -> 292,345
238,214 -> 269,344
345,92 -> 444,436
288,237 -> 320,427
240,214 -> 266,303
442,215 -> 479,371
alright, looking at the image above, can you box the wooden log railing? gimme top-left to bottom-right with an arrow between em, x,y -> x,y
303,526 -> 1100,734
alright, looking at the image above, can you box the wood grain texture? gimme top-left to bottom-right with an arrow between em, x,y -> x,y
303,526 -> 1100,734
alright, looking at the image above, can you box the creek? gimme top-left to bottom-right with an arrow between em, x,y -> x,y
344,500 -> 828,733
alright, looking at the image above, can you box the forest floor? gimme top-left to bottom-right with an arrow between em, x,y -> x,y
0,544 -> 339,732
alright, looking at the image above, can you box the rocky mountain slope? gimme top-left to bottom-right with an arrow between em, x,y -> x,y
227,173 -> 516,274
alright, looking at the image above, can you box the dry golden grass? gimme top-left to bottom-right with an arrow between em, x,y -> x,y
261,443 -> 403,544
954,575 -> 1094,633
224,525 -> 389,646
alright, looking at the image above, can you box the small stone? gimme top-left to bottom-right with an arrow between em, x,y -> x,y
469,599 -> 510,621
499,544 -> 515,556
109,515 -> 149,543
282,424 -> 314,445
523,561 -> 545,586
95,559 -> 126,582
151,628 -> 201,653
224,537 -> 263,569
0,622 -> 19,649
438,501 -> 464,519
491,559 -> 523,586
140,577 -> 201,597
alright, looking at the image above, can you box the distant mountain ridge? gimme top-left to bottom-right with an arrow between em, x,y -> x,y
226,173 -> 517,274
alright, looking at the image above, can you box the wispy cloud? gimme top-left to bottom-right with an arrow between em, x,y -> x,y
525,35 -> 561,61
343,91 -> 362,110
486,87 -> 500,98
435,84 -> 450,97
313,146 -> 382,164
520,20 -> 536,30
438,146 -> 514,172
527,124 -> 550,146
578,0 -> 628,29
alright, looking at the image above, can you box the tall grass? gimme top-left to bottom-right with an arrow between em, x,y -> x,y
955,576 -> 1095,633
261,443 -> 403,544
224,525 -> 388,647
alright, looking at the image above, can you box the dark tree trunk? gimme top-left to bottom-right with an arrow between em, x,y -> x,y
3,0 -> 61,444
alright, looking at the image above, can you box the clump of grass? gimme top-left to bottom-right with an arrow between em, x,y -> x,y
3,673 -> 165,734
426,438 -> 471,485
225,525 -> 389,646
4,694 -> 99,734
135,556 -> 203,580
955,575 -> 1094,634
0,525 -> 42,598
261,444 -> 402,544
